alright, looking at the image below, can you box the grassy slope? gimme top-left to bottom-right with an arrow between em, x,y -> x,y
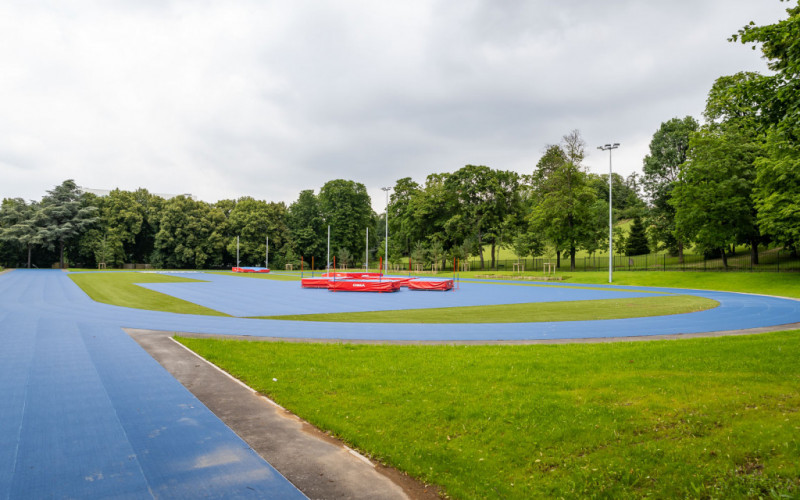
177,332 -> 800,499
259,295 -> 718,323
69,272 -> 229,316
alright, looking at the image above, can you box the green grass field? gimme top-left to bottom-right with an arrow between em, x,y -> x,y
258,294 -> 717,323
176,332 -> 800,499
68,272 -> 229,316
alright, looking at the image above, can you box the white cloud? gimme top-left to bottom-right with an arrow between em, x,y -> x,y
0,0 -> 789,211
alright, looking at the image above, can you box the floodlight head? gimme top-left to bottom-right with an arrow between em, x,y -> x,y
604,143 -> 612,148
613,143 -> 620,148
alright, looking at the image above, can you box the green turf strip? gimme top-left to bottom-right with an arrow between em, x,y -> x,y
68,272 -> 229,316
254,294 -> 718,323
207,271 -> 301,281
176,331 -> 800,499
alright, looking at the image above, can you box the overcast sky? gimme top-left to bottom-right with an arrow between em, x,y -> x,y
0,1 -> 789,212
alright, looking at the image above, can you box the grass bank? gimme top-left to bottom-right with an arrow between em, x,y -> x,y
177,332 -> 800,499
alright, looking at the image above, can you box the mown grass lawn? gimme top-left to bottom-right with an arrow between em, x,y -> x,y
68,272 -> 228,316
177,332 -> 800,499
259,294 -> 718,323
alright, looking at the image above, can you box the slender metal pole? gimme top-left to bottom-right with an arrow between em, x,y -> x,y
366,227 -> 369,270
608,151 -> 613,283
327,225 -> 330,274
382,187 -> 391,273
597,143 -> 620,283
236,235 -> 240,267
266,236 -> 269,269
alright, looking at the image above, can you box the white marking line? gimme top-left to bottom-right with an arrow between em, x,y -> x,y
168,336 -> 287,411
345,446 -> 375,467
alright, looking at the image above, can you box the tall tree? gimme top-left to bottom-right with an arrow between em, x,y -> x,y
38,180 -> 97,268
624,216 -> 650,256
287,190 -> 326,268
731,2 -> 800,251
153,196 -> 225,269
529,131 -> 599,270
642,116 -> 699,261
0,198 -> 42,268
318,179 -> 373,264
223,197 -> 288,267
672,125 -> 763,267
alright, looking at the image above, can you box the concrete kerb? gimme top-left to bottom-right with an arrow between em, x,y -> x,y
127,328 -> 440,500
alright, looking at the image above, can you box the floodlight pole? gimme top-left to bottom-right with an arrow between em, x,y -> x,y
327,224 -> 330,273
597,143 -> 620,283
366,227 -> 369,270
382,187 -> 391,273
266,236 -> 269,269
236,235 -> 240,267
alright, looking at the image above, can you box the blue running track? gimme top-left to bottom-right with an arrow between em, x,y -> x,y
1,269 -> 799,498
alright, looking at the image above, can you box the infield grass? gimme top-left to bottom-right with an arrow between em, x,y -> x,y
177,331 -> 800,499
257,294 -> 717,323
68,272 -> 228,316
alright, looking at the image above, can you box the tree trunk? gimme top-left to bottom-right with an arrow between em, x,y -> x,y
570,245 -> 576,271
27,243 -> 32,268
721,247 -> 728,269
60,240 -> 65,269
556,250 -> 561,269
478,232 -> 484,270
490,241 -> 496,270
678,241 -> 684,264
750,240 -> 759,265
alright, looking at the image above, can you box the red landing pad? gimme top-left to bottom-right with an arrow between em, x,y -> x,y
328,280 -> 401,292
300,277 -> 331,288
407,279 -> 454,291
321,272 -> 383,279
232,267 -> 271,273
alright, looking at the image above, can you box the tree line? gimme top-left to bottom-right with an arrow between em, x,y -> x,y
2,3 -> 798,270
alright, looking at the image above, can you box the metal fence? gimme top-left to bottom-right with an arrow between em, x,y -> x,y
464,250 -> 800,273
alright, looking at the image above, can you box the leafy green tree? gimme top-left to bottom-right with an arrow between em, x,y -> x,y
223,197 -> 288,267
0,198 -> 42,268
318,180 -> 374,263
387,177 -> 423,257
642,116 -> 699,260
671,125 -> 762,267
153,196 -> 225,269
730,3 -> 800,251
38,180 -> 98,268
529,131 -> 599,271
754,136 -> 800,251
442,166 -> 523,269
287,190 -> 326,268
624,216 -> 650,256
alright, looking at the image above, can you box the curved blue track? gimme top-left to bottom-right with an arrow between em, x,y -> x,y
1,269 -> 799,498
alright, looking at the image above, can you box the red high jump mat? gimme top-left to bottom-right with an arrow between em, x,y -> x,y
321,272 -> 383,279
232,267 -> 271,273
407,279 -> 454,291
300,277 -> 331,288
328,280 -> 401,292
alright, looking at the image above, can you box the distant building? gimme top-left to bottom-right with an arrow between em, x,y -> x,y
78,186 -> 197,201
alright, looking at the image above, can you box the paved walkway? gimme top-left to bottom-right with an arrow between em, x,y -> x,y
2,269 -> 800,498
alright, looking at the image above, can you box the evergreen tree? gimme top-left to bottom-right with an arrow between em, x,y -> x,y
625,216 -> 650,256
38,180 -> 97,268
